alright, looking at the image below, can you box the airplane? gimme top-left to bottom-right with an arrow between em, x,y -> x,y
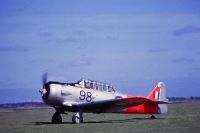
39,73 -> 169,124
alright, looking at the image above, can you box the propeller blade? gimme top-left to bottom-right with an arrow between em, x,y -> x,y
42,72 -> 48,86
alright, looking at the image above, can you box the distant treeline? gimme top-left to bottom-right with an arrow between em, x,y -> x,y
168,97 -> 200,101
0,102 -> 48,109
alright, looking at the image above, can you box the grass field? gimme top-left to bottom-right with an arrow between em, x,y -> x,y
0,101 -> 200,133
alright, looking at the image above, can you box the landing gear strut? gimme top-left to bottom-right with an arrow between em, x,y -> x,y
150,115 -> 156,119
72,112 -> 83,124
52,111 -> 62,124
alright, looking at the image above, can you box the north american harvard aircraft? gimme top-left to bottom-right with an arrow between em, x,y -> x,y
39,73 -> 169,124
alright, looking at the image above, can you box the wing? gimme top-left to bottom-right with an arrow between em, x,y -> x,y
63,97 -> 169,113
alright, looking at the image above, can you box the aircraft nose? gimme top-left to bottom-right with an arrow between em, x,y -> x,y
39,83 -> 50,100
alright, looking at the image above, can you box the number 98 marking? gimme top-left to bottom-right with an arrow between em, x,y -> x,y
79,90 -> 92,102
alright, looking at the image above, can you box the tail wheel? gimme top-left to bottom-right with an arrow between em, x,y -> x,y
52,112 -> 62,124
150,115 -> 156,119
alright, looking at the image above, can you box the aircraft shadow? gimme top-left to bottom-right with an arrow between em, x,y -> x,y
30,117 -> 163,125
84,117 -> 163,124
30,121 -> 72,125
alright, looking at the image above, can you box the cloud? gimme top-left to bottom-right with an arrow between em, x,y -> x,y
0,45 -> 29,52
48,36 -> 86,44
45,36 -> 87,46
73,30 -> 87,36
62,30 -> 88,43
173,25 -> 200,36
38,30 -> 53,38
148,48 -> 169,53
59,55 -> 93,68
39,29 -> 89,44
62,36 -> 83,43
37,29 -> 87,40
171,57 -> 195,63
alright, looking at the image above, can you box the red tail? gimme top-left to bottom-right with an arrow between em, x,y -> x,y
126,82 -> 168,114
147,84 -> 161,101
147,82 -> 167,102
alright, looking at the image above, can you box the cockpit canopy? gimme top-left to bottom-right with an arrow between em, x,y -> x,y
75,79 -> 116,93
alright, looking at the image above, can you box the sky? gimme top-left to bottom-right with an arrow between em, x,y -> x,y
0,0 -> 200,103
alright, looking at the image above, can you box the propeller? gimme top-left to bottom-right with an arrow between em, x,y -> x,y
39,72 -> 50,100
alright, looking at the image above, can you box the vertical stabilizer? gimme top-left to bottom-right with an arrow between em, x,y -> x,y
147,82 -> 168,114
147,82 -> 168,102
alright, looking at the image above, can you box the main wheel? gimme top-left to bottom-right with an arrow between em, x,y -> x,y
52,112 -> 62,124
72,113 -> 83,124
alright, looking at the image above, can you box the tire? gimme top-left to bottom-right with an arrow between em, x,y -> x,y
52,112 -> 62,124
150,115 -> 156,119
72,114 -> 83,124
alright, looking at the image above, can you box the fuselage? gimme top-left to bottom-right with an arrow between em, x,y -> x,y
43,82 -> 126,106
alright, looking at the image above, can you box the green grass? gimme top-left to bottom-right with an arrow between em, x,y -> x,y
0,101 -> 200,133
